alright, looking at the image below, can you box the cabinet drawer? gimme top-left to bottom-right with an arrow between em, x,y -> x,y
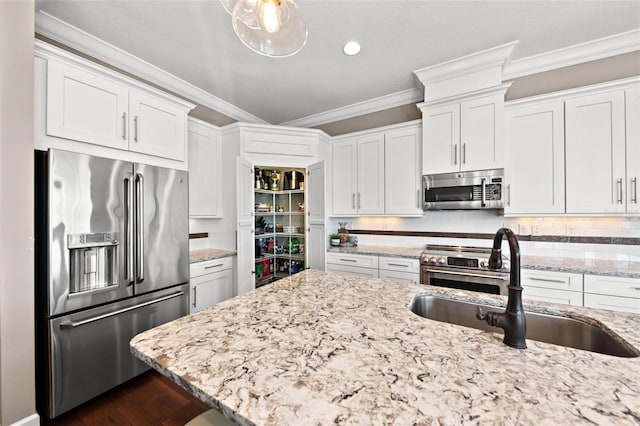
379,256 -> 420,274
378,269 -> 420,284
584,274 -> 640,298
326,253 -> 378,269
584,293 -> 640,314
521,269 -> 583,291
327,263 -> 378,278
523,287 -> 583,306
190,257 -> 233,278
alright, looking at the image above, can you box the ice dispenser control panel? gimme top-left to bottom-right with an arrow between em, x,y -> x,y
68,233 -> 119,293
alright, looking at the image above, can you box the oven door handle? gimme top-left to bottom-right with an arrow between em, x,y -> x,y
425,269 -> 509,281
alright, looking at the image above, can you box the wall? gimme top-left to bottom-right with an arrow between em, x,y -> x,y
0,1 -> 37,425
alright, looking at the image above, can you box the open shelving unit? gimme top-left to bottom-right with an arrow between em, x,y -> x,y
254,168 -> 306,287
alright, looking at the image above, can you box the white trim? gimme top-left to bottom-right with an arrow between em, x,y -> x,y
504,76 -> 640,108
503,29 -> 640,80
417,83 -> 512,110
279,88 -> 423,127
413,41 -> 518,85
9,413 -> 40,426
34,11 -> 266,124
330,119 -> 422,142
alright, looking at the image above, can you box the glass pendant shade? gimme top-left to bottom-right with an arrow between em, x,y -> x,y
228,0 -> 308,57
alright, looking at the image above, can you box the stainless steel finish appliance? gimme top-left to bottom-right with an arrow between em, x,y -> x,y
283,170 -> 304,190
35,149 -> 189,418
422,168 -> 504,210
420,244 -> 510,295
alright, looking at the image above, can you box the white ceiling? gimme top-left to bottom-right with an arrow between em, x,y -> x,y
35,0 -> 640,125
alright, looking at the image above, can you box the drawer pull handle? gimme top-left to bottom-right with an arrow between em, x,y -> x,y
387,263 -> 408,268
633,287 -> 640,291
529,277 -> 566,284
340,258 -> 357,263
204,263 -> 224,269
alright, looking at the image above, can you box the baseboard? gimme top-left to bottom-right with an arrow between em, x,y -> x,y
9,413 -> 40,426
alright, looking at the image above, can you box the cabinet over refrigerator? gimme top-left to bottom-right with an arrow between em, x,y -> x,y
34,149 -> 189,418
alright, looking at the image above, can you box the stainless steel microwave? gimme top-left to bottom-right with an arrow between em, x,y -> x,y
422,168 -> 504,210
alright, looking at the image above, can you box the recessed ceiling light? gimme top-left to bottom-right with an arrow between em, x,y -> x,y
343,41 -> 361,56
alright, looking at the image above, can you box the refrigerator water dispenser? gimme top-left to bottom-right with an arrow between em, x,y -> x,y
68,233 -> 119,293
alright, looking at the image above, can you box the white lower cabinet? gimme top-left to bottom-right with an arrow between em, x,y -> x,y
189,257 -> 234,314
521,269 -> 583,306
326,253 -> 378,277
583,274 -> 640,314
378,256 -> 420,283
326,253 -> 420,282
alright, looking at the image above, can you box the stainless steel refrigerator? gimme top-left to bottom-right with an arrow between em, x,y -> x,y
34,149 -> 189,418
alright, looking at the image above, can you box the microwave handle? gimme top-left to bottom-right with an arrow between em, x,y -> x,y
481,177 -> 486,208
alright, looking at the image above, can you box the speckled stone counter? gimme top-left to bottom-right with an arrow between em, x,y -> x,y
131,270 -> 640,425
522,255 -> 640,279
190,248 -> 237,264
327,244 -> 424,259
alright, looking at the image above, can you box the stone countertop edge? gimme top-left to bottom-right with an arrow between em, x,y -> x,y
327,245 -> 640,278
131,269 -> 640,426
190,248 -> 237,264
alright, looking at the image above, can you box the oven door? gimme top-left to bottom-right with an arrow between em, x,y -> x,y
422,266 -> 509,295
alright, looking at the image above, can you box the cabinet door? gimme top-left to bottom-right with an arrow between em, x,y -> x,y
626,86 -> 640,213
46,60 -> 129,150
188,120 -> 221,217
422,103 -> 460,174
523,287 -> 583,306
307,222 -> 325,270
385,126 -> 423,216
307,161 -> 325,222
190,269 -> 233,314
504,101 -> 565,214
357,134 -> 385,215
565,90 -> 626,214
460,93 -> 503,172
236,157 -> 255,295
129,90 -> 187,161
307,161 -> 326,271
332,139 -> 358,215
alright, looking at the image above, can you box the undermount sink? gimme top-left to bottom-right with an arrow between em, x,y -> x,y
410,293 -> 640,358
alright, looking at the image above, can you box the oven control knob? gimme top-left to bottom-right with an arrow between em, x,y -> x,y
437,258 -> 446,265
429,257 -> 436,264
480,261 -> 488,268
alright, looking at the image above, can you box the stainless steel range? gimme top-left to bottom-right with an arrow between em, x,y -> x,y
420,244 -> 511,295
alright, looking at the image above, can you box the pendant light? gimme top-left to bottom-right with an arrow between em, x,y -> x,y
220,0 -> 308,57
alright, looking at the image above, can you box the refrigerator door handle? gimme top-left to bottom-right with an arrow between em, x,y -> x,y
59,291 -> 185,329
135,173 -> 145,283
124,174 -> 135,284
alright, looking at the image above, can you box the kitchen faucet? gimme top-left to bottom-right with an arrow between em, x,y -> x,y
476,227 -> 527,349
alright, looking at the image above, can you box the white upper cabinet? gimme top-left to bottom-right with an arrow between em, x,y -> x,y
332,134 -> 384,215
332,138 -> 358,215
41,44 -> 193,163
504,100 -> 565,215
356,133 -> 385,215
565,89 -> 627,214
188,118 -> 221,218
332,121 -> 421,216
385,126 -> 422,215
46,60 -> 129,151
625,86 -> 640,214
421,91 -> 505,175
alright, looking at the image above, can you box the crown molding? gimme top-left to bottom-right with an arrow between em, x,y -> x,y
34,11 -> 266,124
279,88 -> 423,128
414,41 -> 518,86
503,28 -> 640,80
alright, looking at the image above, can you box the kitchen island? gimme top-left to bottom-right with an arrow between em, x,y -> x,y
130,270 -> 640,425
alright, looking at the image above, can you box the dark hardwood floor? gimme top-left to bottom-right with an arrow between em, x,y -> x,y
41,370 -> 210,426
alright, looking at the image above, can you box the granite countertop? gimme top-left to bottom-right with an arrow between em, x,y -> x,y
131,270 -> 640,425
190,248 -> 237,264
326,244 -> 640,278
327,244 -> 424,259
521,255 -> 640,279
